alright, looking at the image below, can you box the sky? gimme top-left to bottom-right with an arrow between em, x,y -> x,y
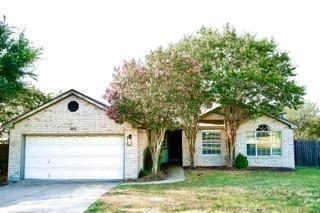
1,0 -> 320,105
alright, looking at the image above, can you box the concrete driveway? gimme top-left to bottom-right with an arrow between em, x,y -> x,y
0,180 -> 119,213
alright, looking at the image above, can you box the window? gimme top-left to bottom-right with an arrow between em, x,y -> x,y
256,124 -> 271,131
68,101 -> 79,112
202,131 -> 221,155
246,124 -> 281,156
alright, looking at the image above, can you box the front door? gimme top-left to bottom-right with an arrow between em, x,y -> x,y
168,130 -> 182,163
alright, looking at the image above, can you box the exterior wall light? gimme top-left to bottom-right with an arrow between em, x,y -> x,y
127,134 -> 132,146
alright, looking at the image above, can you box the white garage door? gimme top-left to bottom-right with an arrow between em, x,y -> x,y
25,136 -> 124,180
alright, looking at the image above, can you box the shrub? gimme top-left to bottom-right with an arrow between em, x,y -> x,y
143,147 -> 163,173
143,148 -> 153,172
235,153 -> 248,169
138,169 -> 150,178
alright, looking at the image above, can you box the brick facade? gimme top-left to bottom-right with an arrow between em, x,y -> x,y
235,115 -> 295,168
183,115 -> 295,168
8,94 -> 139,181
137,129 -> 148,172
183,129 -> 227,167
8,91 -> 295,182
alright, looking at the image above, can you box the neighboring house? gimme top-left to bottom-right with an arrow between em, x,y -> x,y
4,89 -> 296,182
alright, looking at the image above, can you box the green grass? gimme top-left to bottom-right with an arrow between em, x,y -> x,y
86,168 -> 320,212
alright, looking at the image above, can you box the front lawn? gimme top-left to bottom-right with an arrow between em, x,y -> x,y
86,168 -> 320,212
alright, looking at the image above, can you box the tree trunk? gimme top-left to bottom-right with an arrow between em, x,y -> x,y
184,118 -> 198,168
224,104 -> 241,168
147,128 -> 166,176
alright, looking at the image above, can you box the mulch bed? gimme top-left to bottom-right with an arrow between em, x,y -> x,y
135,171 -> 168,182
125,164 -> 169,183
183,166 -> 295,172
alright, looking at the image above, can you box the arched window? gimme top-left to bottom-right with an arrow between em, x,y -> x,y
256,124 -> 271,131
246,124 -> 281,156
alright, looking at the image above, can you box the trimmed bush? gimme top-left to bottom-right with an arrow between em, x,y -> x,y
138,169 -> 150,178
235,153 -> 248,169
143,148 -> 153,172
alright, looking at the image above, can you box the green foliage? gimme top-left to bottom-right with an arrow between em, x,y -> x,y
147,47 -> 210,168
175,24 -> 305,117
0,86 -> 52,123
143,147 -> 153,172
138,169 -> 150,178
235,153 -> 248,169
106,24 -> 305,168
285,101 -> 320,139
174,24 -> 305,166
0,17 -> 41,105
105,48 -> 202,174
105,48 -> 201,131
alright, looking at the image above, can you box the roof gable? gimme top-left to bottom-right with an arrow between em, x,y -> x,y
4,89 -> 106,128
199,106 -> 297,129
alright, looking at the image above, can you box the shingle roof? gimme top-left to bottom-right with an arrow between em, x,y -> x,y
3,89 -> 107,128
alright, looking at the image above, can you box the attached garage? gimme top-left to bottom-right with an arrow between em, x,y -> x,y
5,90 -> 142,182
25,136 -> 124,180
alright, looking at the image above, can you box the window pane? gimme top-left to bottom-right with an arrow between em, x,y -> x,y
272,131 -> 281,155
202,131 -> 221,155
256,124 -> 271,131
246,131 -> 255,144
257,131 -> 271,155
247,144 -> 256,156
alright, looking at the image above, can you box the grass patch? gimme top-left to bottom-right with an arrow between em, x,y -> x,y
86,168 -> 320,212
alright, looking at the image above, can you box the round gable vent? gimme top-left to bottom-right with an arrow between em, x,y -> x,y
68,101 -> 79,112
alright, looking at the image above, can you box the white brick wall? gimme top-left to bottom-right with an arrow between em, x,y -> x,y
236,115 -> 295,168
183,129 -> 227,167
8,95 -> 139,181
137,129 -> 148,173
183,115 -> 295,168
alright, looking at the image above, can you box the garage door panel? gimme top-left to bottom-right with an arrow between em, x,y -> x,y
25,156 -> 50,168
70,145 -> 123,156
25,136 -> 124,180
25,168 -> 50,179
50,168 -> 123,179
49,157 -> 123,168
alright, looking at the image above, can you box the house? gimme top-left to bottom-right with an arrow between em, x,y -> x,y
182,108 -> 296,168
4,89 -> 296,182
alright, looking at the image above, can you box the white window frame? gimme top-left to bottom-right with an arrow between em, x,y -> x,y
245,130 -> 282,157
201,130 -> 222,155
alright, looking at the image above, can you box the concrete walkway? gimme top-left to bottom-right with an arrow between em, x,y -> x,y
0,180 -> 118,213
123,164 -> 185,185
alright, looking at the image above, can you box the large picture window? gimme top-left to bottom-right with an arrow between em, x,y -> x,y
202,131 -> 221,155
246,125 -> 281,156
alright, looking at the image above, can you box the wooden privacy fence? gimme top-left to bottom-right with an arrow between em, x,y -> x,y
294,140 -> 320,167
0,144 -> 9,178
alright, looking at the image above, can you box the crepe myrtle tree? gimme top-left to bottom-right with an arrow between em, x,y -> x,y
151,47 -> 213,168
176,24 -> 305,167
105,49 -> 200,175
